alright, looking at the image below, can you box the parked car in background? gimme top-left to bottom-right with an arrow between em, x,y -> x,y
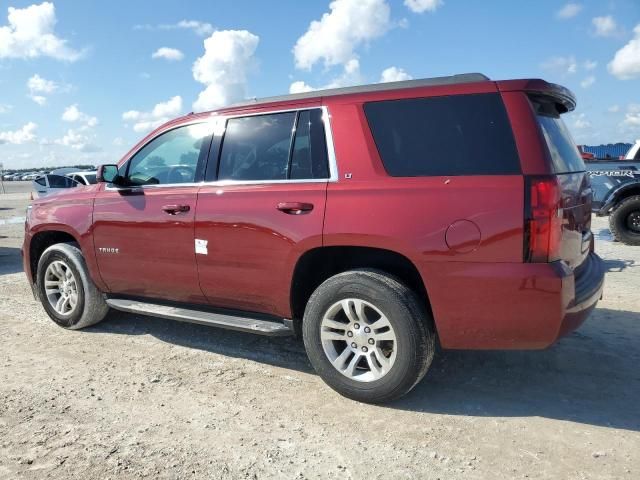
23,74 -> 604,403
66,171 -> 97,186
589,139 -> 640,245
32,174 -> 80,197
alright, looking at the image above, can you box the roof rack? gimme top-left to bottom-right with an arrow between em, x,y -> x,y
226,73 -> 490,109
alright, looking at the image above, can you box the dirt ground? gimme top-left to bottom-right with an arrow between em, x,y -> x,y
1,182 -> 638,479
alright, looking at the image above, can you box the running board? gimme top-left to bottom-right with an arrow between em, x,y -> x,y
106,298 -> 293,336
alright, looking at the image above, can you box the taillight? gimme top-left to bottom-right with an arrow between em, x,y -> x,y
524,176 -> 563,263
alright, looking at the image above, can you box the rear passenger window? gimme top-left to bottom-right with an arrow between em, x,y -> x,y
290,109 -> 330,180
218,109 -> 330,182
364,93 -> 521,176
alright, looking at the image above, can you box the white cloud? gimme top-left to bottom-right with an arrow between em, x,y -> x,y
152,47 -> 184,61
192,30 -> 259,111
556,3 -> 582,20
622,104 -> 640,128
583,59 -> 597,70
404,0 -> 443,13
580,75 -> 595,88
62,104 -> 98,127
608,24 -> 640,80
0,2 -> 82,61
608,104 -> 620,113
0,122 -> 37,145
134,20 -> 214,36
289,59 -> 362,93
30,95 -> 46,106
27,74 -> 58,105
54,128 -> 100,152
292,0 -> 391,70
28,74 -> 57,93
289,81 -> 315,94
0,103 -> 12,114
592,15 -> 617,37
380,66 -> 413,82
573,113 -> 591,129
122,96 -> 183,132
541,55 -> 578,75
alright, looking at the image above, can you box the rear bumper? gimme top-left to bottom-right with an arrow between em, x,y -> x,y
556,252 -> 605,338
423,253 -> 605,350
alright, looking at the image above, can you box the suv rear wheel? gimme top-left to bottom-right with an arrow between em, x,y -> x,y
609,195 -> 640,246
36,243 -> 109,329
302,269 -> 435,403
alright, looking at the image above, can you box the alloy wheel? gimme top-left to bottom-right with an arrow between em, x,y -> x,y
44,260 -> 79,316
320,298 -> 397,382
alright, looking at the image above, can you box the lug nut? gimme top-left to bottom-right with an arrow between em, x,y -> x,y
351,342 -> 357,348
354,323 -> 360,329
364,327 -> 371,333
347,331 -> 353,337
361,346 -> 368,352
368,338 -> 374,345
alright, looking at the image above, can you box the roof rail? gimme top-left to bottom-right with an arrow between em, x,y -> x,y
225,73 -> 490,109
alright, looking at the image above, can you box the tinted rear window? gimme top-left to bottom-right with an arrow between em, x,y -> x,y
364,93 -> 521,177
532,98 -> 585,173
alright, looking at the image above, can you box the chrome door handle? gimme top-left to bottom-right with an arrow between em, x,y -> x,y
162,204 -> 190,215
276,202 -> 314,215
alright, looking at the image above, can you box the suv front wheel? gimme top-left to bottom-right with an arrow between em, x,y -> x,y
302,269 -> 435,403
36,242 -> 110,329
609,195 -> 640,246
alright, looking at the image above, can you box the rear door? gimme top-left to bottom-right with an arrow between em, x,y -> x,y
532,97 -> 592,269
92,123 -> 212,302
195,107 -> 333,317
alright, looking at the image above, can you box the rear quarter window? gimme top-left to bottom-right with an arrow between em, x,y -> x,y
364,93 -> 521,177
532,98 -> 586,173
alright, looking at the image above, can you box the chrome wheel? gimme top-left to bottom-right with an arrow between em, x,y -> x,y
44,260 -> 79,316
320,298 -> 397,382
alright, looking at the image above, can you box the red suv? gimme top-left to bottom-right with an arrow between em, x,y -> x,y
23,74 -> 605,403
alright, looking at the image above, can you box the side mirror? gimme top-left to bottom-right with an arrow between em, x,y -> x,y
97,164 -> 120,184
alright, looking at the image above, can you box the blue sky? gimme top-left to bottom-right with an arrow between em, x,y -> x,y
0,0 -> 639,169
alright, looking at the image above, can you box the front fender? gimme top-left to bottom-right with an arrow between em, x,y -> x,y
25,188 -> 106,292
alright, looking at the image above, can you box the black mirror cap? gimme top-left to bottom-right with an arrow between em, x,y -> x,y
97,164 -> 119,184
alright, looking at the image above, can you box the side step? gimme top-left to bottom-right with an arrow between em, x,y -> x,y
106,298 -> 293,337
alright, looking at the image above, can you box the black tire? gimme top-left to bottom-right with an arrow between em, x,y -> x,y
302,269 -> 435,403
609,195 -> 640,246
36,242 -> 109,329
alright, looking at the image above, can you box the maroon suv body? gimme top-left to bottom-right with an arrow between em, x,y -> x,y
23,74 -> 605,402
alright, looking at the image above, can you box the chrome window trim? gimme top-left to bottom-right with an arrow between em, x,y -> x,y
107,105 -> 338,191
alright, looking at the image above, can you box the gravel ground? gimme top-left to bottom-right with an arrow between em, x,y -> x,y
1,182 -> 639,479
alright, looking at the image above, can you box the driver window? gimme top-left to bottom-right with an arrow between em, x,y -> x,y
218,112 -> 296,181
124,124 -> 211,185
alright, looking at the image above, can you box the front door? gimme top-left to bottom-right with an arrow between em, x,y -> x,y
93,123 -> 212,303
195,107 -> 333,317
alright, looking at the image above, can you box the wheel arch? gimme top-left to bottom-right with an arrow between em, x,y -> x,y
601,181 -> 640,214
29,229 -> 81,284
290,246 -> 433,332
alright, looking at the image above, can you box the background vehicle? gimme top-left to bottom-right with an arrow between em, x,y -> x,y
32,174 -> 80,197
588,140 -> 640,245
23,75 -> 604,403
66,171 -> 98,185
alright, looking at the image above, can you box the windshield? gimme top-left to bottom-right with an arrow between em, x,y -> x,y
532,97 -> 585,173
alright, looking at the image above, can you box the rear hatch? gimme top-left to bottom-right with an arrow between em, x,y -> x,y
527,96 -> 592,270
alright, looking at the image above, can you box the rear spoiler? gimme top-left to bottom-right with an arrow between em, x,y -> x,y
497,79 -> 576,113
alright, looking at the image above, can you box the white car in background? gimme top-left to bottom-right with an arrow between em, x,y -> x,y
66,171 -> 98,186
32,171 -> 97,197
